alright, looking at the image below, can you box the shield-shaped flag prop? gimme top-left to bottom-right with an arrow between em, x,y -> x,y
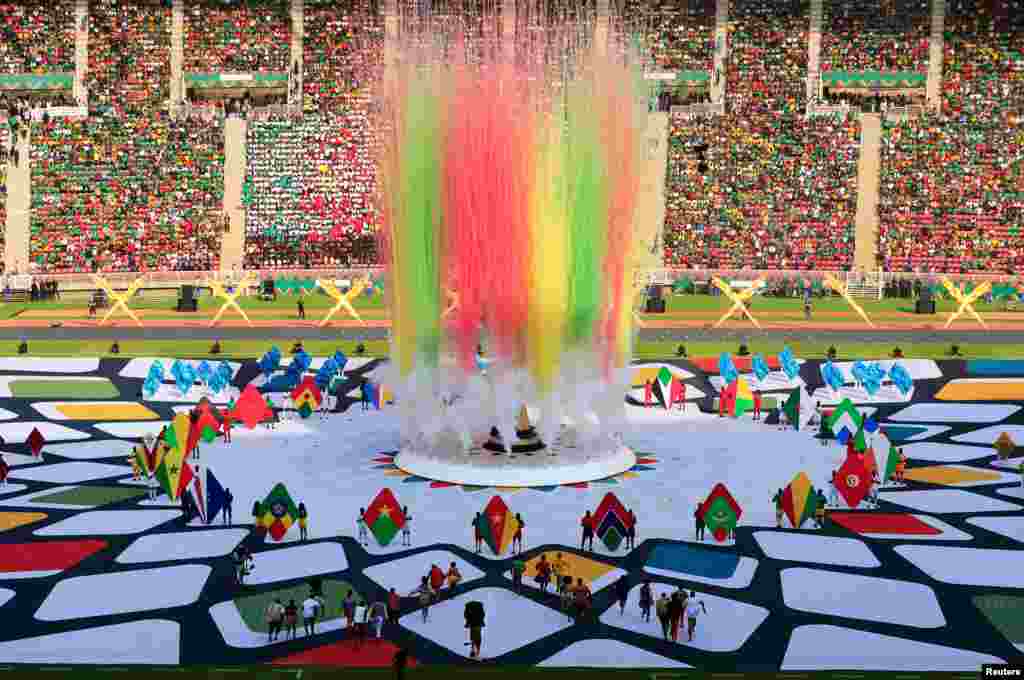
701,483 -> 742,542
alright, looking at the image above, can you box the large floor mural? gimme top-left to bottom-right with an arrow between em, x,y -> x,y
0,355 -> 1021,669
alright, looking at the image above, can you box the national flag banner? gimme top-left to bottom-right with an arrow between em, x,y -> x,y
26,427 -> 45,457
655,366 -> 673,410
593,492 -> 633,551
133,440 -> 164,477
205,468 -> 228,525
780,472 -> 815,528
233,384 -> 272,429
365,488 -> 406,546
290,376 -> 323,416
782,388 -> 801,429
880,441 -> 900,483
827,398 -> 862,442
167,413 -> 192,457
260,483 -> 299,541
836,451 -> 872,508
154,447 -> 189,501
479,496 -> 519,556
186,472 -> 206,524
731,377 -> 754,417
852,425 -> 868,452
700,483 -> 742,542
197,409 -> 221,443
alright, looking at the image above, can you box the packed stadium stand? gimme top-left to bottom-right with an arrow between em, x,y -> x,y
0,1 -> 76,75
243,112 -> 377,269
664,110 -> 860,270
0,0 -> 1021,279
820,0 -> 932,74
88,0 -> 172,114
184,0 -> 292,74
30,116 -> 225,272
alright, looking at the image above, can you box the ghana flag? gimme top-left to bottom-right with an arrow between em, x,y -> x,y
700,483 -> 743,542
365,488 -> 405,546
260,483 -> 299,541
780,472 -> 815,528
479,496 -> 519,556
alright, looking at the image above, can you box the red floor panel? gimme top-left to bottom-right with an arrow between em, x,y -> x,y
831,512 -> 942,535
272,639 -> 418,667
0,539 -> 108,572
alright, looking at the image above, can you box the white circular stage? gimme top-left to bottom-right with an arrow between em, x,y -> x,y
393,442 -> 637,487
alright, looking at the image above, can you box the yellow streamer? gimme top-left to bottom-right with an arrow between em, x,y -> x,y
711,277 -> 764,329
316,278 -> 369,327
823,274 -> 875,328
93,275 -> 146,327
207,273 -> 257,327
942,278 -> 991,329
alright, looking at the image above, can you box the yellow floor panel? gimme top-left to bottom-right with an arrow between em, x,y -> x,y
903,466 -> 1003,485
935,381 -> 1024,401
55,403 -> 159,421
519,551 -> 617,586
0,511 -> 48,533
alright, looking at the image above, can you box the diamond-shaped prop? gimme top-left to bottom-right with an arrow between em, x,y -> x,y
593,492 -> 633,551
836,451 -> 872,509
700,483 -> 742,543
290,376 -> 322,417
477,496 -> 519,556
365,488 -> 406,546
232,385 -> 273,429
197,360 -> 212,385
259,483 -> 299,541
26,427 -> 46,457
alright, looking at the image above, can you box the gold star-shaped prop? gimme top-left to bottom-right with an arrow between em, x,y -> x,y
207,273 -> 258,328
316,278 -> 369,327
942,278 -> 991,329
711,277 -> 765,329
92,275 -> 146,327
823,274 -> 875,328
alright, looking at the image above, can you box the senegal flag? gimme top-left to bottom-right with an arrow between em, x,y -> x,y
154,447 -> 194,501
731,377 -> 754,417
260,483 -> 299,541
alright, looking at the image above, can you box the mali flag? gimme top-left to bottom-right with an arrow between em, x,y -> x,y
731,377 -> 754,417
260,483 -> 299,541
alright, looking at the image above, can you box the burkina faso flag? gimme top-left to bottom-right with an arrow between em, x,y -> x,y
260,483 -> 299,541
364,488 -> 405,546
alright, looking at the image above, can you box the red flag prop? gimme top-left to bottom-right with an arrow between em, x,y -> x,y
836,451 -> 872,509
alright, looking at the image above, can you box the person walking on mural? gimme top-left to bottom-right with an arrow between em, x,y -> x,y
656,592 -> 671,639
284,599 -> 299,640
1019,458 -> 1024,487
412,576 -> 433,622
402,506 -> 412,546
473,512 -> 484,553
572,578 -> 592,622
223,488 -> 233,525
772,489 -> 784,527
298,502 -> 309,541
580,510 -> 595,551
297,299 -> 305,320
639,580 -> 654,622
302,593 -> 319,636
753,390 -> 763,421
677,379 -> 687,411
388,587 -> 401,626
895,448 -> 907,483
464,599 -> 485,660
222,409 -> 232,443
626,509 -> 637,549
343,590 -> 357,629
512,513 -> 524,553
552,552 -> 569,594
534,554 -> 553,593
686,592 -> 708,641
694,502 -> 706,540
511,555 -> 525,592
644,379 -> 653,408
615,575 -> 630,615
447,562 -> 463,592
358,508 -> 369,546
667,591 -> 684,642
360,379 -> 372,411
264,598 -> 284,643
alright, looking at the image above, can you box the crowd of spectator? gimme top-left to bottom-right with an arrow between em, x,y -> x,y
725,0 -> 809,113
185,0 -> 292,74
820,0 -> 931,74
877,109 -> 1024,273
243,112 -> 377,269
88,0 -> 172,115
663,109 -> 860,270
0,1 -> 75,74
302,0 -> 383,113
941,1 -> 1024,118
29,115 -> 225,272
619,0 -> 715,74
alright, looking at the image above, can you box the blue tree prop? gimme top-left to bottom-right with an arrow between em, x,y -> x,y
778,347 -> 800,380
196,360 -> 212,386
751,354 -> 770,382
718,353 -> 739,385
889,363 -> 913,395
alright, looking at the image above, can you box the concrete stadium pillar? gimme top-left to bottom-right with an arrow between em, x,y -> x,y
219,117 -> 247,273
4,130 -> 31,274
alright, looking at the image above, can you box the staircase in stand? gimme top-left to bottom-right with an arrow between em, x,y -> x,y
926,0 -> 945,111
711,0 -> 729,103
806,0 -> 824,111
290,0 -> 304,113
74,0 -> 88,105
853,113 -> 882,274
170,0 -> 184,114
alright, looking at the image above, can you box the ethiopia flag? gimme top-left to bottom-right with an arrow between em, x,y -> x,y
260,483 -> 299,541
731,377 -> 754,417
700,483 -> 743,542
365,488 -> 405,546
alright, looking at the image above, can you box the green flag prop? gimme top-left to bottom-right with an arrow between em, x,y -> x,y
700,483 -> 742,542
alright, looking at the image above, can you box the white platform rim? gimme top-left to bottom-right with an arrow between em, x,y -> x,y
393,445 -> 638,487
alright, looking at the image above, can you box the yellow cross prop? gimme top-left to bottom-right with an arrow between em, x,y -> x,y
823,274 -> 875,328
207,273 -> 258,328
92,275 -> 146,327
942,278 -> 991,329
316,278 -> 369,327
711,277 -> 765,329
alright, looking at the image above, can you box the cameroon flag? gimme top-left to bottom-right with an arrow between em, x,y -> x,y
260,483 -> 299,541
731,377 -> 754,417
